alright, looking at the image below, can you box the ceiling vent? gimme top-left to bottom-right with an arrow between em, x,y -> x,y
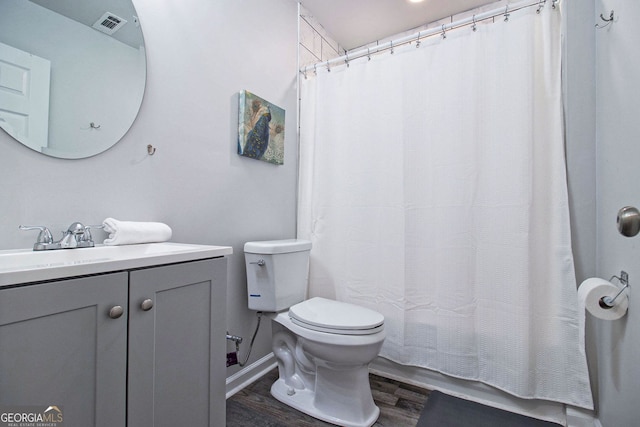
92,12 -> 128,35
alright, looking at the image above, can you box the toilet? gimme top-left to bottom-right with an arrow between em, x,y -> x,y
244,239 -> 386,427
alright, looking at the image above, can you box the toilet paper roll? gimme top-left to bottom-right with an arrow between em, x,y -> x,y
578,278 -> 629,320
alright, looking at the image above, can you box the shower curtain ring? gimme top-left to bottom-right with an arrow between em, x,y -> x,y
552,0 -> 558,9
504,6 -> 510,21
326,60 -> 331,72
390,40 -> 394,54
313,64 -> 317,75
345,52 -> 350,67
441,24 -> 447,39
472,15 -> 477,32
416,31 -> 422,47
536,0 -> 544,14
367,47 -> 371,61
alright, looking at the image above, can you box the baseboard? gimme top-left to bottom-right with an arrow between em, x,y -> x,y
566,407 -> 599,427
225,352 -> 277,399
370,357 -> 597,427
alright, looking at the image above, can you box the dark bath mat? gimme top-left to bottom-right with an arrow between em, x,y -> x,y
416,390 -> 562,427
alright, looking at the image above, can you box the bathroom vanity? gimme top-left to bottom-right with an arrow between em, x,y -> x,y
0,243 -> 232,427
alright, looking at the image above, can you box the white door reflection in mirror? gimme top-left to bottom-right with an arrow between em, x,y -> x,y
0,42 -> 51,152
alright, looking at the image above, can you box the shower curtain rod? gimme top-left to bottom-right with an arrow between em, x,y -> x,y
300,0 -> 558,75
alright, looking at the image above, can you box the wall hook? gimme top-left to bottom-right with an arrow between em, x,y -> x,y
596,10 -> 615,29
147,144 -> 156,155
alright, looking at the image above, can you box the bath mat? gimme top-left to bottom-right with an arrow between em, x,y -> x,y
416,391 -> 562,427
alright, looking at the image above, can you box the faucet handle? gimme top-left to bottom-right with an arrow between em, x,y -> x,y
19,225 -> 54,244
82,224 -> 104,243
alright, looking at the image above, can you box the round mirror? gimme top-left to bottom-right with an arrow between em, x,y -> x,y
0,0 -> 146,159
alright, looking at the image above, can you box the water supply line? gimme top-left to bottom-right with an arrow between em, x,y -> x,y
226,311 -> 263,367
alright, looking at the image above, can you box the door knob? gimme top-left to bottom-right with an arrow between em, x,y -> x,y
617,206 -> 640,237
109,305 -> 124,319
141,299 -> 154,311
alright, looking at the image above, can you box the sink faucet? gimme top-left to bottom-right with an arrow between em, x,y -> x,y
19,222 -> 103,251
59,222 -> 85,248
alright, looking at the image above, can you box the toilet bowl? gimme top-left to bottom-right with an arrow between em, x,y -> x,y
270,298 -> 385,427
244,240 -> 386,427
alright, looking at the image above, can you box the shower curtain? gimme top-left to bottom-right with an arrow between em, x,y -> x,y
298,4 -> 593,409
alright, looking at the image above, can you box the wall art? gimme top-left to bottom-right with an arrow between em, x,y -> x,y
237,90 -> 285,165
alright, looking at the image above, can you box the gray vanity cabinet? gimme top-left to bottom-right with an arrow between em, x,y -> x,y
0,257 -> 227,427
127,257 -> 227,427
0,272 -> 129,426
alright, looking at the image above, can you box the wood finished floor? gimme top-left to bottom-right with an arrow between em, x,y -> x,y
226,368 -> 430,427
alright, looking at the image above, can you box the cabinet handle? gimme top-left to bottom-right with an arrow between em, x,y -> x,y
141,299 -> 154,311
109,306 -> 124,319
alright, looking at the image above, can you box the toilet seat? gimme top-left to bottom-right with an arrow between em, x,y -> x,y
289,297 -> 384,335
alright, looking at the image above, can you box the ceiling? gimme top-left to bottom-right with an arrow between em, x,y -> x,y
28,0 -> 143,49
300,0 -> 500,50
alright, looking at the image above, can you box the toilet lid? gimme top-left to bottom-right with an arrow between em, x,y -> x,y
289,297 -> 384,335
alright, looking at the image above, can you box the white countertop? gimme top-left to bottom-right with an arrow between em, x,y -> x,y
0,242 -> 233,287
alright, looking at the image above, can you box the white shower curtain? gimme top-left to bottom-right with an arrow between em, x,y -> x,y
298,5 -> 593,409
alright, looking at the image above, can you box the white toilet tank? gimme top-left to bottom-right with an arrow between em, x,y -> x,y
244,239 -> 312,311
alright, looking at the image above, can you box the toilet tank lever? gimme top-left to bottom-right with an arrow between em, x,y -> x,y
250,259 -> 266,266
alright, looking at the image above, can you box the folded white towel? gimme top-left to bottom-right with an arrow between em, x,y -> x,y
102,218 -> 172,246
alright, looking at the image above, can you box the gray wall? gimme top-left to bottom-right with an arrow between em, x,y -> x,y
594,1 -> 640,425
0,0 -> 299,374
564,1 -> 640,424
563,0 -> 601,411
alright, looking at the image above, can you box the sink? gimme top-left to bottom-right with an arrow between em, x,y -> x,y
0,242 -> 233,287
0,248 -> 113,271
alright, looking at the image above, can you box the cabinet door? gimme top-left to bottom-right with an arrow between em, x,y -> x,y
0,272 -> 128,427
128,258 -> 227,427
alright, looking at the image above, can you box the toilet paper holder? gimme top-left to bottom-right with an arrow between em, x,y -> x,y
599,271 -> 630,309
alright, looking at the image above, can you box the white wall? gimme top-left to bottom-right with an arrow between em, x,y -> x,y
0,0 -> 299,375
594,1 -> 640,425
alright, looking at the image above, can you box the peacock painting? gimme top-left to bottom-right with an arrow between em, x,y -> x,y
238,90 -> 285,165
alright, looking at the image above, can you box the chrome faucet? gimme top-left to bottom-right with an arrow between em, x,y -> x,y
19,222 -> 103,251
59,222 -> 85,248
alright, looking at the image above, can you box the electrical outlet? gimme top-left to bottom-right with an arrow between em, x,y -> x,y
226,352 -> 238,367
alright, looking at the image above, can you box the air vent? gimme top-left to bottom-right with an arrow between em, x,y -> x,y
92,12 -> 128,35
